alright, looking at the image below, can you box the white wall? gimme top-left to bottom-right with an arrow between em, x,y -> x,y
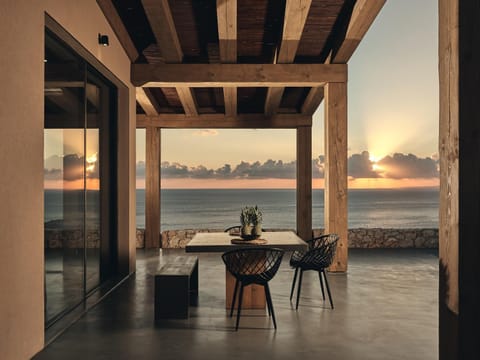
0,1 -> 136,358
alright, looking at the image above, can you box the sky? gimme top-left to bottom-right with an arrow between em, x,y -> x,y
44,0 -> 439,190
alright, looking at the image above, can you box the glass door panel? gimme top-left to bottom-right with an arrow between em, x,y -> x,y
85,71 -> 101,293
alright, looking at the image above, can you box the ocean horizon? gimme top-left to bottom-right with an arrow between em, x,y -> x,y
45,188 -> 439,230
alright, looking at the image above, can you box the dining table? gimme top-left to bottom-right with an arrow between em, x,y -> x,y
185,231 -> 308,309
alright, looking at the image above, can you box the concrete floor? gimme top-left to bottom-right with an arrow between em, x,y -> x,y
35,248 -> 438,360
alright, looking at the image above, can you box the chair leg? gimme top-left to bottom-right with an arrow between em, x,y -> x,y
265,285 -> 271,317
322,270 -> 334,309
290,267 -> 298,301
264,283 -> 277,329
235,283 -> 245,331
318,270 -> 325,301
295,269 -> 304,310
230,279 -> 239,317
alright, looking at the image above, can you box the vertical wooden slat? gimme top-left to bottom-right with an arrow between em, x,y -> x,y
296,126 -> 312,241
324,82 -> 347,272
145,127 -> 161,248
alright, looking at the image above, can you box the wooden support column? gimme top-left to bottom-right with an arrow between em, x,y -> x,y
324,82 -> 347,272
145,127 -> 161,248
296,126 -> 312,240
439,1 -> 480,358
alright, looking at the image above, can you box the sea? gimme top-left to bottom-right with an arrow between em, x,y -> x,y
45,188 -> 439,230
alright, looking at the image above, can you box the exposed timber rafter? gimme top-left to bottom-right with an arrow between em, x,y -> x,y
136,88 -> 161,116
96,0 -> 139,62
142,0 -> 198,116
96,0 -> 161,115
132,63 -> 347,87
137,114 -> 312,129
265,0 -> 312,115
216,0 -> 237,116
301,0 -> 386,115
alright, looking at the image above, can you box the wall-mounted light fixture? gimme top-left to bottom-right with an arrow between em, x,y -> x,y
98,33 -> 109,47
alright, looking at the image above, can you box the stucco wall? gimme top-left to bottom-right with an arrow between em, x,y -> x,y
0,1 -> 135,359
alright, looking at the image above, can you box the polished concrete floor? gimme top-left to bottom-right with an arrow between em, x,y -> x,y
35,248 -> 438,360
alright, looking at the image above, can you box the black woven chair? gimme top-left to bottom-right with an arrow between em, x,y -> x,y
289,234 -> 339,310
224,226 -> 241,235
222,247 -> 284,330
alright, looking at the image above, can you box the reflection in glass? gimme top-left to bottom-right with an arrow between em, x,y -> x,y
44,31 -> 116,325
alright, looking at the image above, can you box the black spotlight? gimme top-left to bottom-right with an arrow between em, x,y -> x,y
98,34 -> 109,47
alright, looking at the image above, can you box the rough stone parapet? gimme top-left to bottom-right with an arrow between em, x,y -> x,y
134,227 -> 438,249
46,227 -> 438,249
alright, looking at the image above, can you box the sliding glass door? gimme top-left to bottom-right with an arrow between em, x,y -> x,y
44,30 -> 116,326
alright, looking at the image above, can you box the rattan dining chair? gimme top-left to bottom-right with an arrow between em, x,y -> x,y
222,247 -> 284,330
289,233 -> 339,310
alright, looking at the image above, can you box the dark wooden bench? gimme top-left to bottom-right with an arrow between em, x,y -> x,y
154,256 -> 199,321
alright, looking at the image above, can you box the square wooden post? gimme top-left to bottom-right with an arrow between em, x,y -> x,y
439,0 -> 480,358
324,82 -> 348,272
145,126 -> 161,248
296,126 -> 312,240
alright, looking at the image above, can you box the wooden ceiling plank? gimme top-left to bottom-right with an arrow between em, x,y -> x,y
217,0 -> 237,116
96,0 -> 139,62
136,88 -> 161,116
142,0 -> 182,63
132,63 -> 347,87
137,113 -> 312,128
265,0 -> 312,115
301,0 -> 385,114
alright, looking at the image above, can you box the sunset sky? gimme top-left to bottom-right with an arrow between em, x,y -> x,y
136,0 -> 439,189
44,0 -> 439,190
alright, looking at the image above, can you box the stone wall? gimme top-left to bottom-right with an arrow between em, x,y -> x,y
134,228 -> 439,249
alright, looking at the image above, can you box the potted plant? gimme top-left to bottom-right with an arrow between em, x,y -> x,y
251,205 -> 263,237
240,205 -> 263,239
240,207 -> 252,237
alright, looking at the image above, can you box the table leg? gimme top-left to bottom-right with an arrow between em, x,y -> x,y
225,269 -> 266,309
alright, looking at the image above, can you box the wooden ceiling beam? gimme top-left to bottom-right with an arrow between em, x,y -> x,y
132,63 -> 347,87
137,113 -> 311,129
142,0 -> 198,117
142,0 -> 182,63
265,0 -> 312,115
96,0 -> 139,62
301,87 -> 324,115
136,88 -> 161,116
331,0 -> 386,63
301,0 -> 385,114
176,87 -> 198,116
216,0 -> 237,117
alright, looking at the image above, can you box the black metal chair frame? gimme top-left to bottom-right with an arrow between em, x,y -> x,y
289,234 -> 339,310
222,247 -> 284,330
224,225 -> 241,234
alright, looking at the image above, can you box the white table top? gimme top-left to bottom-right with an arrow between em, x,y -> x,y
185,231 -> 308,253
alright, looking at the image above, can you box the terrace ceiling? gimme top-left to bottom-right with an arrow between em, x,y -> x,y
97,0 -> 385,128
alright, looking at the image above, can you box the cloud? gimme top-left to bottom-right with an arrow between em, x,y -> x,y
348,151 -> 380,178
134,151 -> 440,181
193,129 -> 219,137
161,162 -> 190,178
377,153 -> 439,179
